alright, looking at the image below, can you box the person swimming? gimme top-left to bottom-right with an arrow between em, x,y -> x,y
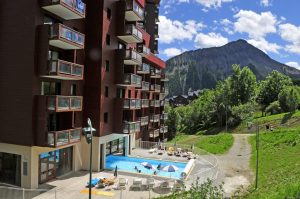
157,163 -> 162,170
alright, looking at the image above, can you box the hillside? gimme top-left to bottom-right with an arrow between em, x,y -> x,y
166,39 -> 300,96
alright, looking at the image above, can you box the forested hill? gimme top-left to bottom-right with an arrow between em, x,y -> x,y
165,39 -> 300,96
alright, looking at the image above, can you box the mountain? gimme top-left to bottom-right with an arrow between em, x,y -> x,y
165,39 -> 300,96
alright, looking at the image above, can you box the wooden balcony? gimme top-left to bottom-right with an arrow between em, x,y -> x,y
49,23 -> 85,50
41,0 -> 85,20
47,95 -> 83,112
47,128 -> 81,147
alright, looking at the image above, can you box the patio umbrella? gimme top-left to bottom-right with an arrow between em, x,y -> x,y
141,162 -> 156,170
162,165 -> 179,179
114,165 -> 118,177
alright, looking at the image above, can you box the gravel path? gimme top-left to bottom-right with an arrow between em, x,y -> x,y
215,134 -> 254,197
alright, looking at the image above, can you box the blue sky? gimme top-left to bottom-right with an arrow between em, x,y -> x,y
157,0 -> 300,70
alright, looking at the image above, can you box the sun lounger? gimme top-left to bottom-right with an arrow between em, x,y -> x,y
118,178 -> 128,190
101,178 -> 116,186
182,152 -> 188,157
149,148 -> 157,153
173,180 -> 185,191
157,150 -> 164,155
145,177 -> 155,190
167,150 -> 174,156
131,178 -> 142,190
160,181 -> 171,190
87,178 -> 100,188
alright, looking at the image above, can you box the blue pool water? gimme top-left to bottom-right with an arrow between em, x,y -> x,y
105,155 -> 187,179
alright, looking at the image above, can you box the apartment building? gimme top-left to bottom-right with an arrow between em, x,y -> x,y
0,0 -> 167,189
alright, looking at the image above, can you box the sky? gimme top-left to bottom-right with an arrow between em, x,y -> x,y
157,0 -> 300,70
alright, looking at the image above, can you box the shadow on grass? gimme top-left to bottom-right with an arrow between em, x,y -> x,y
281,112 -> 294,124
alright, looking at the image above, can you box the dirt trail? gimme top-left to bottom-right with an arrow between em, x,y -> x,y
215,134 -> 253,196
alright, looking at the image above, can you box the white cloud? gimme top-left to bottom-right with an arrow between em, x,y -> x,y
233,10 -> 277,39
248,38 -> 281,54
162,48 -> 186,57
220,18 -> 234,34
195,0 -> 233,8
158,16 -> 205,44
195,32 -> 229,48
279,23 -> 300,55
286,62 -> 300,70
260,0 -> 271,7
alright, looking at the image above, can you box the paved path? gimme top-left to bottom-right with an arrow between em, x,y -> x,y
215,134 -> 253,196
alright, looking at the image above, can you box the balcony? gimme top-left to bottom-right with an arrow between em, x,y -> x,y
47,128 -> 81,147
125,0 -> 144,21
150,84 -> 161,92
150,114 -> 160,123
42,59 -> 84,80
47,95 -> 83,112
159,93 -> 166,100
121,73 -> 142,87
140,81 -> 150,91
149,129 -> 160,138
41,0 -> 85,20
160,113 -> 168,120
137,63 -> 150,74
118,24 -> 143,44
161,86 -> 169,94
49,23 -> 85,49
161,73 -> 169,81
141,99 -> 149,108
150,68 -> 161,78
123,122 -> 140,134
154,7 -> 159,23
137,44 -> 150,57
123,99 -> 141,110
124,49 -> 142,65
139,116 -> 149,126
160,126 -> 168,134
150,100 -> 160,107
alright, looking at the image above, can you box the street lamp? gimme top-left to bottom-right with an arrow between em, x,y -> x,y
83,118 -> 96,199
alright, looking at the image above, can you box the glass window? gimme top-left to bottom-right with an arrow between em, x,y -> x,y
105,60 -> 109,72
106,34 -> 110,45
104,112 -> 108,123
105,86 -> 109,97
107,8 -> 111,20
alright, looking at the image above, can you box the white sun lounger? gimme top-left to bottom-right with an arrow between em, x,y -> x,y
132,178 -> 142,190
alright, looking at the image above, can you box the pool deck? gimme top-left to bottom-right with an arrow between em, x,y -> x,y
31,148 -> 218,199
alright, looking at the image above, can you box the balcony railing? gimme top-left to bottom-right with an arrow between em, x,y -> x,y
137,44 -> 150,57
161,100 -> 165,106
150,84 -> 161,92
48,128 -> 81,147
150,68 -> 161,78
124,49 -> 142,65
150,114 -> 160,122
47,96 -> 82,112
161,73 -> 169,81
161,86 -> 169,94
123,99 -> 141,109
141,99 -> 149,108
159,93 -> 166,100
118,24 -> 143,44
149,129 -> 160,138
124,73 -> 142,87
139,116 -> 149,126
160,113 -> 168,120
137,63 -> 150,74
46,59 -> 84,80
160,126 -> 168,133
123,122 -> 141,134
49,23 -> 85,49
141,81 -> 150,91
125,0 -> 144,21
41,0 -> 85,20
150,100 -> 160,107
154,24 -> 159,39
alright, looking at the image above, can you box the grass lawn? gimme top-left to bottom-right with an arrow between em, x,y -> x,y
168,133 -> 234,154
244,127 -> 300,199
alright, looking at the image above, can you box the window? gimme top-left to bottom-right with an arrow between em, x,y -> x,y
41,82 -> 61,95
135,91 -> 138,98
118,42 -> 126,49
105,60 -> 109,72
128,90 -> 131,98
71,84 -> 77,96
107,8 -> 111,20
117,88 -> 125,98
104,112 -> 108,123
105,86 -> 109,97
48,50 -> 59,60
106,34 -> 110,45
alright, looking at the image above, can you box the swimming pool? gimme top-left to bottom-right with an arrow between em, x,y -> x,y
105,155 -> 187,179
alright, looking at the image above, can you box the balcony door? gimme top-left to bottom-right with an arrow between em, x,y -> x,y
41,81 -> 61,95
